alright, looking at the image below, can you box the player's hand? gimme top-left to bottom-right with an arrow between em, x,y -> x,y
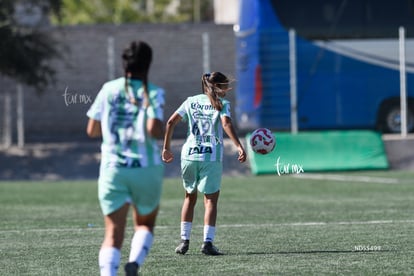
238,146 -> 247,163
162,149 -> 174,163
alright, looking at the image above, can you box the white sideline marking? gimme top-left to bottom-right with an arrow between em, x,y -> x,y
2,220 -> 414,234
291,173 -> 400,184
219,220 -> 414,228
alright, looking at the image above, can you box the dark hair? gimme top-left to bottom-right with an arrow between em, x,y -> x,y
201,72 -> 230,111
122,41 -> 152,105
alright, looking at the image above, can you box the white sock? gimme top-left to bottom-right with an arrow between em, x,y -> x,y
203,225 -> 216,243
128,229 -> 153,266
99,247 -> 121,276
180,221 -> 192,241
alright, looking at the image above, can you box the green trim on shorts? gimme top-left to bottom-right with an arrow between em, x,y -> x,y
98,164 -> 164,215
180,160 -> 222,194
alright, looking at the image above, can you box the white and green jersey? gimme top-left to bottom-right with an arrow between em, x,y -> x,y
87,77 -> 165,168
177,94 -> 231,162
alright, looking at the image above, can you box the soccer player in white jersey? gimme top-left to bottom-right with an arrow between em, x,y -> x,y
86,41 -> 164,276
162,72 -> 246,255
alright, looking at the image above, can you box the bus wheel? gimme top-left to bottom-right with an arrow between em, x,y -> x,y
378,102 -> 414,133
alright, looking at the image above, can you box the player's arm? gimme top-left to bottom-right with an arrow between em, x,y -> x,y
147,118 -> 164,139
147,88 -> 165,139
221,116 -> 246,163
162,112 -> 182,163
86,119 -> 102,138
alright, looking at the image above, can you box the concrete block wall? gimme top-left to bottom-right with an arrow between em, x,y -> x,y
0,23 -> 236,142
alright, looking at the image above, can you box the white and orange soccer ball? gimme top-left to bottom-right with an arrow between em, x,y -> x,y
250,128 -> 276,154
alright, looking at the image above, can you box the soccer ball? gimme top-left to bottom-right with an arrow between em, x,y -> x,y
250,128 -> 276,154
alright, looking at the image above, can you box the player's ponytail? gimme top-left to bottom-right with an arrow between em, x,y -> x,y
202,72 -> 230,111
122,41 -> 152,106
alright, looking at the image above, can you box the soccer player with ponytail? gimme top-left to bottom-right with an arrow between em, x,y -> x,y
162,72 -> 246,255
87,41 -> 165,275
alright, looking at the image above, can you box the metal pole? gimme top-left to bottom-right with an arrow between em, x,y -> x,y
17,83 -> 24,148
202,32 -> 210,73
3,91 -> 12,148
289,29 -> 298,134
194,0 -> 201,22
399,26 -> 407,137
107,36 -> 115,80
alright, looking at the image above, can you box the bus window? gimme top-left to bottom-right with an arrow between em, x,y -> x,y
365,0 -> 414,37
271,0 -> 414,39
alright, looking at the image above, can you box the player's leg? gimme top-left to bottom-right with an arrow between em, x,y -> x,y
201,191 -> 222,255
181,191 -> 198,222
198,161 -> 223,255
98,166 -> 131,276
125,206 -> 159,275
177,160 -> 199,254
176,191 -> 197,254
203,190 -> 219,228
99,203 -> 129,276
124,164 -> 163,275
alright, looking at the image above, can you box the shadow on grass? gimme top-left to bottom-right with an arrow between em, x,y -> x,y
236,249 -> 393,255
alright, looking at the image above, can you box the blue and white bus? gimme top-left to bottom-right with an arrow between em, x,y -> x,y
234,0 -> 414,133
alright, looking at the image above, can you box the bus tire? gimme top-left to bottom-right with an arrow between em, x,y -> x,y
377,99 -> 414,133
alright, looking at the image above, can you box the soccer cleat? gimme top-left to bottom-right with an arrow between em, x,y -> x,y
124,262 -> 139,276
175,239 -> 190,255
201,241 -> 222,255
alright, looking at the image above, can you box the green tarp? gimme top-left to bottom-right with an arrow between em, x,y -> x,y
246,130 -> 389,175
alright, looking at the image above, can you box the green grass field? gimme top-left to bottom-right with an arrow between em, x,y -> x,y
1,171 -> 414,275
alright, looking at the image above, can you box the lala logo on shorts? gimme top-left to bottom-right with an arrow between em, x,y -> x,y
188,146 -> 213,155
